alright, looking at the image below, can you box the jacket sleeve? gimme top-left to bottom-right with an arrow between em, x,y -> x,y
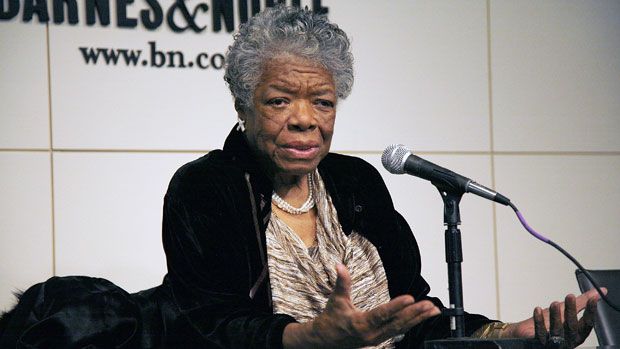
162,187 -> 296,349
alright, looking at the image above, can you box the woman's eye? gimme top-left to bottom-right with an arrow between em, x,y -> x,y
267,98 -> 287,106
316,99 -> 334,108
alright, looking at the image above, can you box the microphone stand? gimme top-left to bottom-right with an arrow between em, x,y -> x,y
438,189 -> 465,338
424,185 -> 544,349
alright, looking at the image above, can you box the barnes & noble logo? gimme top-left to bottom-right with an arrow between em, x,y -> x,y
0,0 -> 329,33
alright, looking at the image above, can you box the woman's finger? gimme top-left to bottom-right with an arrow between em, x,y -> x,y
333,264 -> 352,299
534,307 -> 548,344
577,297 -> 598,340
574,288 -> 604,312
549,302 -> 564,337
563,294 -> 578,346
365,295 -> 416,328
370,301 -> 440,344
398,301 -> 440,329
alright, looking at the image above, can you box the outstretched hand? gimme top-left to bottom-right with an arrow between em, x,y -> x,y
502,288 -> 604,348
283,264 -> 441,349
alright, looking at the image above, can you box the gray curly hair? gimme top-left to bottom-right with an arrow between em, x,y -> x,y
224,5 -> 354,110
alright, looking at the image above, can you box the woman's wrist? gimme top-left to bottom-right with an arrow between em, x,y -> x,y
283,322 -> 322,349
283,323 -> 305,349
500,323 -> 519,338
471,322 -> 511,339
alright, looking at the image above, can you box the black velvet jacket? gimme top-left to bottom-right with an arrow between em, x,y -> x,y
161,128 -> 495,349
0,128 -> 495,348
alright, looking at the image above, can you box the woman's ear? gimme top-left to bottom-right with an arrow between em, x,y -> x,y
234,99 -> 244,113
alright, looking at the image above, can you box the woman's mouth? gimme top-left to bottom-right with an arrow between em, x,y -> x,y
281,142 -> 320,159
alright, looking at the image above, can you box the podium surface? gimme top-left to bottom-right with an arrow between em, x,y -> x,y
424,338 -> 616,349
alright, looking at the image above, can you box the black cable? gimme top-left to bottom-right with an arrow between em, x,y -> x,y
508,202 -> 620,312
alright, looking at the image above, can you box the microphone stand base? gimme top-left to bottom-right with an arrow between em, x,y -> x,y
424,338 -> 545,349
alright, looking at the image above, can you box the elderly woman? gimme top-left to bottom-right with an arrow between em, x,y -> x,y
162,5 -> 601,349
0,5 -> 601,349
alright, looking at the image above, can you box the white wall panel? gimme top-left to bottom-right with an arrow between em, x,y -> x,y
331,0 -> 490,152
0,152 -> 53,311
49,0 -> 236,150
363,153 -> 497,318
47,0 -> 492,152
0,22 -> 49,149
54,152 -> 202,292
495,155 -> 620,345
491,0 -> 620,152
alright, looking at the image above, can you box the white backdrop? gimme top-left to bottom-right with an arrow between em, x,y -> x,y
2,0 -> 620,345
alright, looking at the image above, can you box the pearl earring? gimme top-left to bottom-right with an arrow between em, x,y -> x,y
237,118 -> 246,132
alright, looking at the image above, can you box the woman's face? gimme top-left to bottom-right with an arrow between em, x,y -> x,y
240,56 -> 337,177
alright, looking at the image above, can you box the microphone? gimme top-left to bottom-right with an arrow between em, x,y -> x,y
381,144 -> 511,206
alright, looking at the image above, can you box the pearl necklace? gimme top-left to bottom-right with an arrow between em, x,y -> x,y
271,173 -> 315,215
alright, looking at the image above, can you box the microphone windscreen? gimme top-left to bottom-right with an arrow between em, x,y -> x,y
381,144 -> 410,174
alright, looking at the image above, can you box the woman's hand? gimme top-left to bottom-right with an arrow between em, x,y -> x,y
282,264 -> 441,349
501,288 -> 604,348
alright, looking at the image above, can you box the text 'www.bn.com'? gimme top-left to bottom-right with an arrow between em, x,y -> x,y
78,41 -> 226,70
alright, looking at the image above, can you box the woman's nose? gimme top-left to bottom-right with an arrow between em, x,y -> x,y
288,100 -> 316,131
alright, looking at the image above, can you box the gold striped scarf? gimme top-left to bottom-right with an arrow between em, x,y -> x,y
266,170 -> 396,349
